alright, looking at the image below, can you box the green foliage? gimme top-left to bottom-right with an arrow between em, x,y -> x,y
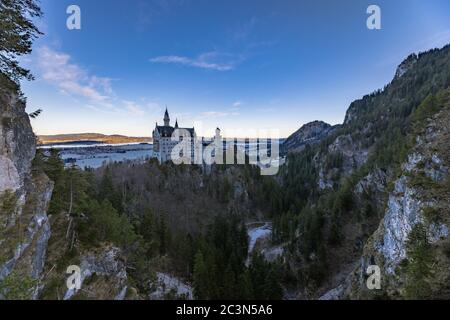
0,189 -> 18,215
193,251 -> 212,299
138,208 -> 161,256
324,152 -> 344,171
422,207 -> 441,224
28,108 -> 42,119
408,172 -> 440,189
39,149 -> 93,216
410,94 -> 441,130
76,199 -> 137,247
267,47 -> 450,292
0,0 -> 43,82
0,272 -> 38,300
192,215 -> 281,300
404,223 -> 434,299
249,253 -> 283,300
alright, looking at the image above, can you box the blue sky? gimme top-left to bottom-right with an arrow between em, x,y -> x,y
21,0 -> 450,138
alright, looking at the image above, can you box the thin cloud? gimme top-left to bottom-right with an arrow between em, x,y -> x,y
122,100 -> 146,116
150,51 -> 244,71
198,110 -> 240,119
37,46 -> 112,103
233,17 -> 257,42
37,46 -> 149,116
199,111 -> 229,118
135,0 -> 186,31
232,101 -> 242,108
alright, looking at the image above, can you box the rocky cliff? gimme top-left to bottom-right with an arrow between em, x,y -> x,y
279,45 -> 450,300
0,74 -> 132,300
0,75 -> 36,194
344,93 -> 450,299
0,74 -> 54,299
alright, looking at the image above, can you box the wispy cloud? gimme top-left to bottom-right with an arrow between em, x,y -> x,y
232,101 -> 242,108
37,46 -> 113,103
198,110 -> 240,119
232,17 -> 257,42
37,46 -> 159,117
150,51 -> 244,71
122,100 -> 146,116
135,0 -> 186,31
199,111 -> 229,118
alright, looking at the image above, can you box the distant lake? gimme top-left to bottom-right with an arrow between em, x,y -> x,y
38,142 -> 153,169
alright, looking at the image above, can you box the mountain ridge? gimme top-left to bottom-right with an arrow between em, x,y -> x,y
37,133 -> 151,145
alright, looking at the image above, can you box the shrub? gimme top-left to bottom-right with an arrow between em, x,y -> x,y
0,190 -> 18,215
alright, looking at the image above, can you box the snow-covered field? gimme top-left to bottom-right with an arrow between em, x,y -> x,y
38,143 -> 153,169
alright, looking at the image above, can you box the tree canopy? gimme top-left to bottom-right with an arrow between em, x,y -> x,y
0,0 -> 43,82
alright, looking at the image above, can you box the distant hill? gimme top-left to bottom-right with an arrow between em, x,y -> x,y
37,133 -> 152,145
282,121 -> 340,154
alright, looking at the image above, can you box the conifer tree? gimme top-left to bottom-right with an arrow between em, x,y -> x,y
0,0 -> 43,82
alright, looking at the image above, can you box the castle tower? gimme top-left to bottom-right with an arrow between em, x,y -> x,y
175,119 -> 179,128
164,107 -> 170,126
215,127 -> 221,140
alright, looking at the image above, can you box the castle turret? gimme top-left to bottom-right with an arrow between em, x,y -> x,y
164,107 -> 170,126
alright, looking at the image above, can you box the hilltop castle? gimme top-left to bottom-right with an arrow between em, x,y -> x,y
152,108 -> 221,164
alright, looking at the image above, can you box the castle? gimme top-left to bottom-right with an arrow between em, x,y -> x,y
152,108 -> 221,164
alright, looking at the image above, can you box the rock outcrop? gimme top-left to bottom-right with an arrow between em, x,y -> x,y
0,75 -> 36,194
343,100 -> 450,299
0,75 -> 54,299
149,272 -> 193,300
282,121 -> 338,154
283,45 -> 450,300
395,54 -> 418,80
63,246 -> 129,300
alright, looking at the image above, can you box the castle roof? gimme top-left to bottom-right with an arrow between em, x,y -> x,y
156,125 -> 195,138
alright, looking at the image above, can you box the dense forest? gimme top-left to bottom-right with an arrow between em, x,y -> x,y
268,46 -> 450,297
31,150 -> 283,299
1,0 -> 449,301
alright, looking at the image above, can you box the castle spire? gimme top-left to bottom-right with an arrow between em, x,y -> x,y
175,119 -> 179,128
164,107 -> 170,126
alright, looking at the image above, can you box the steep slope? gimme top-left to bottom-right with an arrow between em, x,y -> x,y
0,74 -> 53,299
345,89 -> 450,299
0,73 -> 134,300
274,44 -> 450,299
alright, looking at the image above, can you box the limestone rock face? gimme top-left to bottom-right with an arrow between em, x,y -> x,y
344,106 -> 450,299
395,54 -> 418,79
316,133 -> 370,190
63,247 -> 129,300
0,75 -> 53,299
0,76 -> 36,194
149,272 -> 193,300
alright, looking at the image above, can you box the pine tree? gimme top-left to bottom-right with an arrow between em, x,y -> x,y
0,0 -> 43,82
44,149 -> 66,215
193,251 -> 209,299
236,270 -> 253,300
404,223 -> 434,299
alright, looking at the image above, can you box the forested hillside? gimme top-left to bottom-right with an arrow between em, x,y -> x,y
1,0 -> 449,301
30,153 -> 283,299
271,45 -> 450,299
